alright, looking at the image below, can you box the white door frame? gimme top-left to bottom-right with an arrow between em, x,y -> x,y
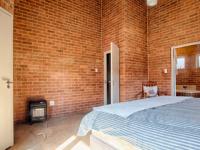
171,41 -> 200,96
104,50 -> 111,105
0,7 -> 12,17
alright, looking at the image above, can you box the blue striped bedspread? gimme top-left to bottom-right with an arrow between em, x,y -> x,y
78,98 -> 200,150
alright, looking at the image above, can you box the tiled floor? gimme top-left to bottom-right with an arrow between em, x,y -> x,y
10,113 -> 90,150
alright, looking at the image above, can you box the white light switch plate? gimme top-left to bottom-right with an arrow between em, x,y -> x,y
49,100 -> 55,106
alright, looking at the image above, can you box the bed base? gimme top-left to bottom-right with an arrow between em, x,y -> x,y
90,131 -> 139,150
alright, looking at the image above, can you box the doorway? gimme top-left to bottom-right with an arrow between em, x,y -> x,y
106,52 -> 111,104
171,41 -> 200,97
104,42 -> 119,105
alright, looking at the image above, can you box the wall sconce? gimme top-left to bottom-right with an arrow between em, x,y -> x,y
147,0 -> 158,7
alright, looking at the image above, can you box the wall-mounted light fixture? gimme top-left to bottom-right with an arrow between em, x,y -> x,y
147,0 -> 158,7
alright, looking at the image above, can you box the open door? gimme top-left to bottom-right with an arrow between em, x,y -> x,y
104,43 -> 119,105
111,42 -> 119,104
0,8 -> 14,149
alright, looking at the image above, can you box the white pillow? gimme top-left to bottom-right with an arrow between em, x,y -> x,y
143,86 -> 158,97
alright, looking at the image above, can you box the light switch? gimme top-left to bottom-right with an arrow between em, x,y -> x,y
95,68 -> 98,73
49,100 -> 55,106
163,69 -> 168,74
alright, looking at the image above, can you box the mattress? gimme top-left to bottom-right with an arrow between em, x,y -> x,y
78,97 -> 200,150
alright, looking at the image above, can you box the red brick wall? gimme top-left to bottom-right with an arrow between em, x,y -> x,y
14,0 -> 103,122
123,0 -> 147,100
148,0 -> 200,94
102,0 -> 147,101
0,0 -> 14,14
102,0 -> 124,51
14,0 -> 200,121
14,0 -> 147,122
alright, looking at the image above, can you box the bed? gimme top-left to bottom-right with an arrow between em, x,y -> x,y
78,96 -> 200,150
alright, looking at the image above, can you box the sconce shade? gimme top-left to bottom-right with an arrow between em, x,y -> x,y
147,0 -> 158,7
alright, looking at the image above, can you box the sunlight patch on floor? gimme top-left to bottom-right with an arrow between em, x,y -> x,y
56,135 -> 76,150
71,141 -> 90,150
56,135 -> 90,150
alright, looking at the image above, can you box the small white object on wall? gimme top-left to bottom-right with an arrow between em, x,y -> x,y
95,68 -> 98,73
147,0 -> 158,7
49,100 -> 55,106
163,69 -> 168,74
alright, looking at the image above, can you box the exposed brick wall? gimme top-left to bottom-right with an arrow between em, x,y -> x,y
14,0 -> 200,121
176,45 -> 200,90
123,0 -> 147,100
102,0 -> 124,51
14,0 -> 147,122
0,0 -> 14,14
14,0 -> 103,121
148,0 -> 200,95
102,0 -> 147,101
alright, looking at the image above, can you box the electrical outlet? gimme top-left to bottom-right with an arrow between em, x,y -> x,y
49,100 -> 55,106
